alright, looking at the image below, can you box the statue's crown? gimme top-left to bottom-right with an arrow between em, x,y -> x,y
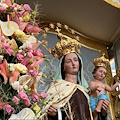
93,53 -> 110,68
48,38 -> 81,58
44,23 -> 81,59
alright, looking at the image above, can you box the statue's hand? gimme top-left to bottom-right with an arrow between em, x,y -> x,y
47,105 -> 58,116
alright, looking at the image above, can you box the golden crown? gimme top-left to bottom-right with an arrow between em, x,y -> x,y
93,53 -> 110,68
42,22 -> 82,59
48,38 -> 81,58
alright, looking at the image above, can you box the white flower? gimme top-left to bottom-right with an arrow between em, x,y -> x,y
0,55 -> 4,61
11,81 -> 19,91
15,63 -> 27,74
22,41 -> 29,50
0,2 -> 8,7
28,35 -> 37,43
8,63 -> 15,72
14,29 -> 26,38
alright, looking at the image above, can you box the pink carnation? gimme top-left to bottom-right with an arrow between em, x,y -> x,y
19,85 -> 23,91
2,43 -> 9,49
13,96 -> 19,104
27,43 -> 32,51
2,43 -> 14,56
40,92 -> 46,99
32,70 -> 38,78
18,92 -> 28,101
5,48 -> 14,56
33,49 -> 44,57
0,7 -> 6,12
17,53 -> 24,61
23,4 -> 31,12
24,99 -> 31,106
27,52 -> 33,58
31,94 -> 39,102
3,105 -> 15,115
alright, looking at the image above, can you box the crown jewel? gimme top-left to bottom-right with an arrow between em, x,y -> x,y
48,38 -> 81,58
93,53 -> 110,68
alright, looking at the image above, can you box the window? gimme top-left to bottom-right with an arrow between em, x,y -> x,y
110,58 -> 116,77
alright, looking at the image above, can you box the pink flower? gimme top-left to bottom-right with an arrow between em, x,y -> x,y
27,52 -> 33,58
24,99 -> 31,106
3,105 -> 15,115
18,92 -> 28,101
17,53 -> 24,61
23,4 -> 31,12
32,69 -> 38,78
2,43 -> 14,56
13,96 -> 19,104
19,85 -> 23,91
9,5 -> 15,10
0,7 -> 7,12
5,48 -> 14,56
2,43 -> 9,49
24,24 -> 41,34
33,49 -> 44,57
31,94 -> 39,102
40,92 -> 46,99
27,43 -> 32,51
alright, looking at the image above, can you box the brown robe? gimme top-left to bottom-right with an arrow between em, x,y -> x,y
48,88 -> 92,120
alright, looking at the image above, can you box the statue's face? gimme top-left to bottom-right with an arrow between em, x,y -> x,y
64,53 -> 79,75
93,67 -> 106,81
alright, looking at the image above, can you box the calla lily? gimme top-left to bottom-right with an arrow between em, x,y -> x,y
27,57 -> 44,70
24,24 -> 41,34
21,57 -> 44,70
0,101 -> 9,110
9,69 -> 20,83
0,60 -> 8,83
2,0 -> 12,6
9,39 -> 18,52
31,41 -> 43,50
0,60 -> 20,84
19,22 -> 28,31
0,21 -> 19,36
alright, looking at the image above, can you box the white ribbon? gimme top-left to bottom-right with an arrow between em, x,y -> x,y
57,106 -> 62,120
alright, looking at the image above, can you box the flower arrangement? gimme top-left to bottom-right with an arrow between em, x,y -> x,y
0,0 -> 48,119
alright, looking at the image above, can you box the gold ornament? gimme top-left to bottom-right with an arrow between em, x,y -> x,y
93,53 -> 110,68
48,38 -> 81,59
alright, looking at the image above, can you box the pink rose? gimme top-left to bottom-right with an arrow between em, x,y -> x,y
0,7 -> 7,12
13,96 -> 19,104
18,92 -> 28,101
33,49 -> 44,57
23,4 -> 31,12
31,94 -> 39,102
40,92 -> 46,99
24,99 -> 31,106
3,105 -> 15,115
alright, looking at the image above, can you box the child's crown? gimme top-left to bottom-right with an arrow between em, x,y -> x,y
93,53 -> 110,68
